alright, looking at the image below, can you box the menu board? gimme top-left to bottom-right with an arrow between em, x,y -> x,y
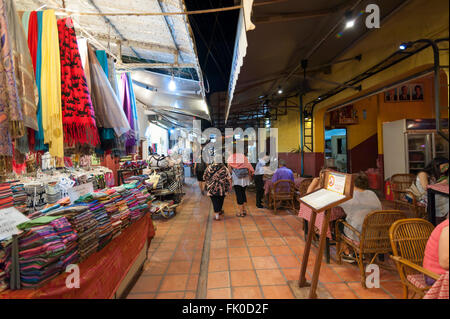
326,172 -> 346,194
0,207 -> 30,241
300,189 -> 346,211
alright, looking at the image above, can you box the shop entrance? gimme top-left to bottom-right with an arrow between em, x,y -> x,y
324,128 -> 347,172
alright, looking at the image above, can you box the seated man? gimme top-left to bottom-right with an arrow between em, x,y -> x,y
338,172 -> 382,262
271,160 -> 294,184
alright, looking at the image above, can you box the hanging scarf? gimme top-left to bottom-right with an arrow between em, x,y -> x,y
6,0 -> 38,132
96,50 -> 108,78
127,72 -> 139,142
0,0 -> 24,174
120,72 -> 137,154
21,11 -> 30,39
107,56 -> 119,98
57,17 -> 99,148
87,44 -> 130,138
41,9 -> 63,159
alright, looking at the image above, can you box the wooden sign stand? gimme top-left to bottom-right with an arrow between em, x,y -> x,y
297,170 -> 354,299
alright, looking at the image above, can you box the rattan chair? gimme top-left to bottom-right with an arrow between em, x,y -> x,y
389,218 -> 440,299
270,179 -> 296,214
391,174 -> 426,218
336,210 -> 407,288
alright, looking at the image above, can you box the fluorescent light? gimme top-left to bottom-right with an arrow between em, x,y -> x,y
345,19 -> 355,29
399,44 -> 407,50
168,75 -> 176,91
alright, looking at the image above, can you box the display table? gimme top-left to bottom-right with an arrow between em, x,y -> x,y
0,214 -> 154,299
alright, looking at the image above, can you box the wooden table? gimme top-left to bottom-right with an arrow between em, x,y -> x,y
427,183 -> 449,226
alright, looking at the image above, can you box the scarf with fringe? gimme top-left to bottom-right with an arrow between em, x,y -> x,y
57,17 -> 99,148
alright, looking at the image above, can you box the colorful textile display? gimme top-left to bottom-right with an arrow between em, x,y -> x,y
57,18 -> 99,148
0,0 -> 24,174
107,56 -> 119,97
40,10 -> 63,159
87,45 -> 130,138
6,0 -> 38,133
120,73 -> 139,154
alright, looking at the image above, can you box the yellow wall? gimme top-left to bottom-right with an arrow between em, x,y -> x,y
273,97 -> 300,152
276,0 -> 449,153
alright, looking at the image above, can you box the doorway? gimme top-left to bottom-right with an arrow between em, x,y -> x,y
325,128 -> 348,172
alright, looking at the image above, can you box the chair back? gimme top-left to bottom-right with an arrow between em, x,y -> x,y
273,180 -> 295,196
360,210 -> 407,252
389,218 -> 435,276
391,174 -> 416,193
298,178 -> 313,196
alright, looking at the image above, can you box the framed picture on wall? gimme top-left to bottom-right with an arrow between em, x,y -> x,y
411,83 -> 424,101
384,88 -> 398,102
398,85 -> 411,101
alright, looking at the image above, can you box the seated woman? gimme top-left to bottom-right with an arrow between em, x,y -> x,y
338,172 -> 382,262
413,157 -> 449,221
423,219 -> 449,286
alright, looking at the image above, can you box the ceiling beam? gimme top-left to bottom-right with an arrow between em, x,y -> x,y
116,62 -> 196,70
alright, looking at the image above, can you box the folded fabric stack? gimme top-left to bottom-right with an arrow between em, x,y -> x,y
45,183 -> 61,205
10,182 -> 28,214
68,209 -> 98,261
99,191 -> 122,240
17,216 -> 78,288
0,241 -> 11,292
88,201 -> 113,251
0,183 -> 14,210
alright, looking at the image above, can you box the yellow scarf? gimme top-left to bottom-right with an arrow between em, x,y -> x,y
40,10 -> 63,159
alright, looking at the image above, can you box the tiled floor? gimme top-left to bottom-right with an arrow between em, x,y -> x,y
127,179 -> 404,299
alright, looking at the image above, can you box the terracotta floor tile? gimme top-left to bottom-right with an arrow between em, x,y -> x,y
207,288 -> 231,299
159,274 -> 189,292
210,239 -> 227,249
209,258 -> 229,272
261,285 -> 294,299
210,248 -> 228,259
381,281 -> 404,299
229,247 -> 250,258
256,269 -> 286,285
229,256 -> 253,270
264,237 -> 287,246
211,232 -> 226,240
270,246 -> 294,256
332,265 -> 363,282
126,292 -> 155,299
347,282 -> 393,299
281,268 -> 300,281
207,271 -> 230,289
324,283 -> 358,299
151,251 -> 173,263
252,256 -> 278,269
166,261 -> 192,275
246,238 -> 266,247
191,259 -> 201,274
275,255 -> 300,268
227,231 -> 245,239
156,292 -> 185,299
228,238 -> 246,247
186,274 -> 199,291
130,275 -> 163,293
143,261 -> 169,275
249,246 -> 272,257
230,270 -> 259,287
184,291 -> 197,299
232,286 -> 263,299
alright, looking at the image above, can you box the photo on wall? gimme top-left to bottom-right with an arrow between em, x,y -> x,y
384,88 -> 398,102
411,83 -> 424,101
398,85 -> 411,101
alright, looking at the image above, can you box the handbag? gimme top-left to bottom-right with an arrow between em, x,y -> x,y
149,155 -> 169,168
233,168 -> 249,179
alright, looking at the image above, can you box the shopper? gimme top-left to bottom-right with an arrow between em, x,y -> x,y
338,172 -> 382,262
227,152 -> 254,217
194,157 -> 208,195
423,219 -> 449,285
203,155 -> 232,221
254,155 -> 270,208
412,157 -> 449,220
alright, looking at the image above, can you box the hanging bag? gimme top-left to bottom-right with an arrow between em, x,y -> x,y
148,155 -> 169,168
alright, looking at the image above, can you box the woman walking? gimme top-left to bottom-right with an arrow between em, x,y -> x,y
194,157 -> 207,195
227,153 -> 254,217
203,155 -> 232,221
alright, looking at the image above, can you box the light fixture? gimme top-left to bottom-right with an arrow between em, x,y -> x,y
277,87 -> 283,94
168,74 -> 176,91
399,42 -> 412,50
344,10 -> 355,29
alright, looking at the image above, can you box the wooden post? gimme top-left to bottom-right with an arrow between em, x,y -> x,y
298,209 -> 317,287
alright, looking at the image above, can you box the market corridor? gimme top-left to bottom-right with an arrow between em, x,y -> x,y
126,179 -> 404,299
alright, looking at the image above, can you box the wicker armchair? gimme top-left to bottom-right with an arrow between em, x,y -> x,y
391,174 -> 425,218
270,179 -> 296,214
389,218 -> 440,299
336,210 -> 407,288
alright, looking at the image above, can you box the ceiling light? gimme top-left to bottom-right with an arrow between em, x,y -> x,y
345,19 -> 355,29
277,87 -> 283,94
168,74 -> 176,91
399,43 -> 411,50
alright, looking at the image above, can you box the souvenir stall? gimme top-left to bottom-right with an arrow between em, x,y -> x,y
0,1 -> 154,298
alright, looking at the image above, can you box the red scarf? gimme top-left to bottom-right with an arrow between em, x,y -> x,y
57,18 -> 99,148
227,153 -> 255,174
